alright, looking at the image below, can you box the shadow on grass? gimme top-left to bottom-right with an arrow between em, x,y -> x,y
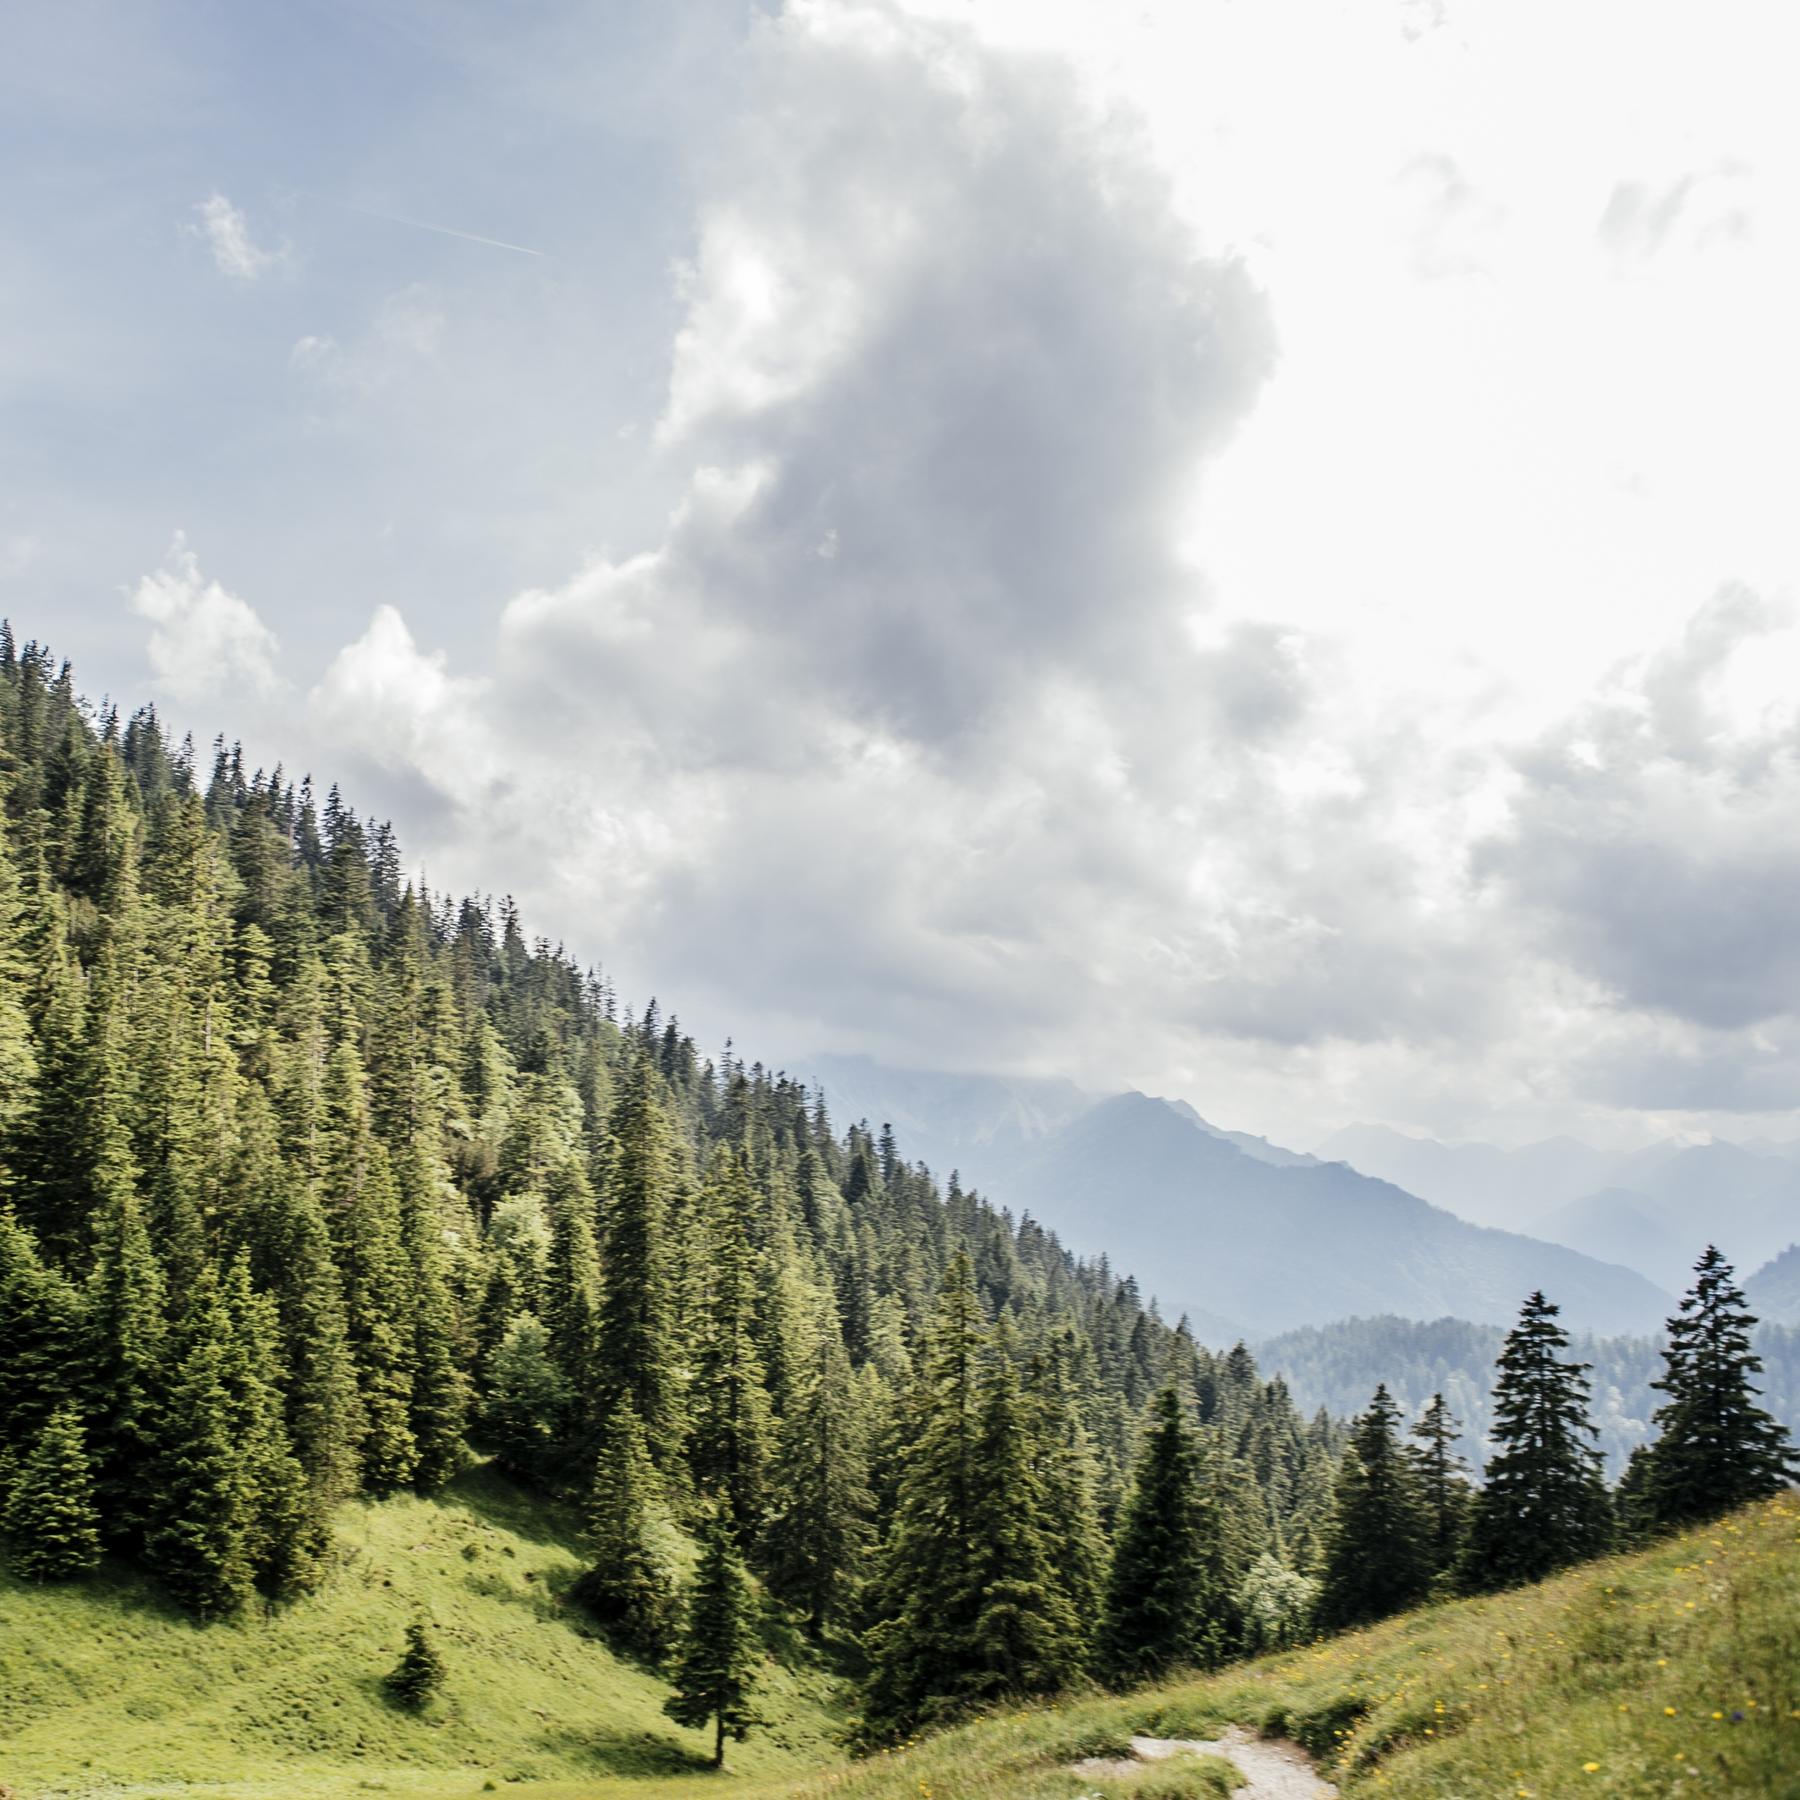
441,1460 -> 592,1556
535,1721 -> 718,1776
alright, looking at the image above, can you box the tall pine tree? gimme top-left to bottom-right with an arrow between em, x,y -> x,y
1316,1385 -> 1431,1630
1462,1291 -> 1613,1591
1638,1247 -> 1796,1528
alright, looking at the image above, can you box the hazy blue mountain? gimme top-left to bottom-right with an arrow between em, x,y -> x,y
1317,1125 -> 1800,1288
1001,1092 -> 1670,1339
1748,1244 -> 1800,1326
1309,1123 -> 1624,1228
1167,1098 -> 1322,1169
1532,1187 -> 1700,1293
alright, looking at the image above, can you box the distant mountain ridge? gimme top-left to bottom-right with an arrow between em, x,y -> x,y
1314,1122 -> 1800,1290
802,1058 -> 1673,1340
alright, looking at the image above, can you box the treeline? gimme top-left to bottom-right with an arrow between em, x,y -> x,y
1304,1256 -> 1797,1634
0,632 -> 1346,1751
1260,1313 -> 1800,1480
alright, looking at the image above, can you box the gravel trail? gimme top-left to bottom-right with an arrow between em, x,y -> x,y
1074,1727 -> 1339,1799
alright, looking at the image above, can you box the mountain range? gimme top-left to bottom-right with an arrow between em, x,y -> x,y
802,1056 -> 1674,1340
1311,1122 -> 1799,1292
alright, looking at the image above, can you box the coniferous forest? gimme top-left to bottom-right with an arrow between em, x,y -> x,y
0,629 -> 1795,1761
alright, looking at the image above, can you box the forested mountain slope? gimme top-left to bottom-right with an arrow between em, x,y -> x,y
0,631 -> 1341,1659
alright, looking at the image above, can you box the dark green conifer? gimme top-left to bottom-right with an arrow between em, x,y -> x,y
962,1327 -> 1087,1698
1638,1247 -> 1797,1528
82,1187 -> 169,1543
1409,1391 -> 1471,1581
763,1310 -> 874,1636
663,1511 -> 764,1768
384,1620 -> 447,1709
2,1401 -> 102,1580
1099,1386 -> 1223,1682
687,1148 -> 774,1535
0,1208 -> 85,1480
1462,1292 -> 1613,1591
319,1044 -> 418,1492
576,1398 -> 680,1658
1317,1385 -> 1432,1630
861,1255 -> 985,1735
145,1266 -> 257,1618
595,1060 -> 680,1451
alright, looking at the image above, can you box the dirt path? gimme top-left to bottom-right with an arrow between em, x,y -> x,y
1074,1728 -> 1339,1799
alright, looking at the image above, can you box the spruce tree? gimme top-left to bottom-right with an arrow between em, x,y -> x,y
595,1060 -> 679,1451
145,1267 -> 257,1618
240,1132 -> 364,1506
3,1402 -> 102,1580
663,1511 -> 764,1768
1099,1385 -> 1223,1682
1639,1247 -> 1797,1528
861,1253 -> 986,1736
395,1142 -> 470,1492
319,1045 -> 419,1493
962,1330 -> 1087,1698
0,1207 -> 85,1483
763,1313 -> 875,1637
1462,1291 -> 1613,1591
1410,1391 -> 1471,1582
577,1398 -> 681,1658
687,1148 -> 774,1535
1316,1385 -> 1431,1630
384,1619 -> 447,1709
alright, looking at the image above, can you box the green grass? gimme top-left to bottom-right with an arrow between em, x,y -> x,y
0,1461 -> 844,1800
5,1489 -> 1798,1800
790,1493 -> 1800,1800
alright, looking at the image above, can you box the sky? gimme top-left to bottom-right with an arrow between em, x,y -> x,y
7,0 -> 1800,1150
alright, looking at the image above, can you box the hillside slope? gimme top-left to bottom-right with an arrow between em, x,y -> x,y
1006,1094 -> 1672,1337
796,1493 -> 1800,1800
0,1463 -> 842,1800
1749,1244 -> 1800,1327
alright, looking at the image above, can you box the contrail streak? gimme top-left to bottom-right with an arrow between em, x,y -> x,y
339,201 -> 545,258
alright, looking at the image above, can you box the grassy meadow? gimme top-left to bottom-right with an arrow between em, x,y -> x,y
3,1483 -> 1796,1800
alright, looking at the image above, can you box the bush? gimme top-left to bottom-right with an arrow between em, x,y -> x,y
383,1621 -> 446,1710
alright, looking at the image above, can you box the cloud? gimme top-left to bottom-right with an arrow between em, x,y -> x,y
1597,165 -> 1754,268
290,287 -> 448,397
188,193 -> 290,281
1477,586 -> 1800,1039
127,534 -> 280,702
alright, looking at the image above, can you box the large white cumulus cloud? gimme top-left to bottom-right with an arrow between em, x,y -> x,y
122,0 -> 1800,1144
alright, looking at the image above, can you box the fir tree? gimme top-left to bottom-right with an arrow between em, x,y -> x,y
384,1620 -> 447,1709
861,1253 -> 986,1736
763,1312 -> 875,1636
687,1148 -> 774,1535
1462,1291 -> 1613,1591
3,1402 -> 102,1580
0,1207 -> 85,1482
663,1511 -> 764,1768
1316,1385 -> 1431,1630
595,1060 -> 680,1450
145,1267 -> 257,1619
1409,1391 -> 1471,1581
1638,1247 -> 1797,1528
576,1398 -> 681,1658
962,1328 -> 1088,1699
1099,1385 -> 1223,1682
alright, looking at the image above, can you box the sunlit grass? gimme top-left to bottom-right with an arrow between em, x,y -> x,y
0,1460 -> 843,1800
4,1488 -> 1796,1798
